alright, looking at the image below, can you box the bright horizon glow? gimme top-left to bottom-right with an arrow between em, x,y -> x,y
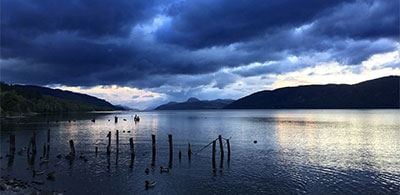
52,50 -> 400,110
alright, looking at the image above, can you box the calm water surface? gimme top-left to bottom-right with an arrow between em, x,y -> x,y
1,110 -> 399,194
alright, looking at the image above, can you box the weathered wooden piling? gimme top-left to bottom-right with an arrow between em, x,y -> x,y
69,140 -> 75,156
32,132 -> 37,154
129,138 -> 134,168
47,129 -> 50,143
46,129 -> 50,159
129,138 -> 135,158
168,134 -> 173,163
114,116 -> 118,123
95,146 -> 98,156
42,143 -> 47,158
188,143 -> 192,161
179,150 -> 182,161
218,135 -> 224,168
8,136 -> 15,167
227,139 -> 231,163
9,134 -> 15,155
115,150 -> 119,165
116,130 -> 119,151
107,131 -> 111,155
212,140 -> 216,171
151,134 -> 156,166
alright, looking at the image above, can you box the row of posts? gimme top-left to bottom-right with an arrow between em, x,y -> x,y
8,131 -> 231,172
6,129 -> 51,167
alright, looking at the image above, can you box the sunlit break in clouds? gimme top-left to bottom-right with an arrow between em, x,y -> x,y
1,0 -> 399,109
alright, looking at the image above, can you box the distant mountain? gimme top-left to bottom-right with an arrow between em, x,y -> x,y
115,104 -> 141,111
155,97 -> 235,110
225,76 -> 400,109
0,82 -> 122,115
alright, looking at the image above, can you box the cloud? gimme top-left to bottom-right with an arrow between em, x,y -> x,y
54,85 -> 166,109
1,0 -> 399,107
155,0 -> 352,48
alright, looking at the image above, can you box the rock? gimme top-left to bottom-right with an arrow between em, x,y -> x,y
46,172 -> 55,181
160,166 -> 170,173
145,180 -> 156,189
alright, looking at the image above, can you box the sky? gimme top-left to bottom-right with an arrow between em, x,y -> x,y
1,0 -> 399,109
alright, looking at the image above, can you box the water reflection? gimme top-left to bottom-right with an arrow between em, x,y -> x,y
1,110 -> 399,194
274,110 -> 400,174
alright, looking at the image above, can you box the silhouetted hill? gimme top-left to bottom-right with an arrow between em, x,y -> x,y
0,83 -> 121,115
225,76 -> 400,109
155,97 -> 234,110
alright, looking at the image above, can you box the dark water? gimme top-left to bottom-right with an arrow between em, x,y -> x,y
1,110 -> 399,194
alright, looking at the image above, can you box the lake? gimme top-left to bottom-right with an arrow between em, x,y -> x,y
1,110 -> 399,194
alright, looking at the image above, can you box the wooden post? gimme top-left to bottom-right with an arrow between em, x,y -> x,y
151,134 -> 156,166
42,143 -> 46,158
9,134 -> 15,155
95,146 -> 98,156
179,150 -> 182,161
47,129 -> 50,143
212,140 -> 216,171
218,135 -> 224,168
116,130 -> 119,151
188,143 -> 192,161
69,140 -> 75,156
27,137 -> 31,156
8,135 -> 15,167
129,137 -> 134,168
168,134 -> 173,165
129,138 -> 135,158
107,131 -> 111,155
114,116 -> 118,123
32,132 -> 37,154
227,139 -> 231,163
46,129 -> 50,159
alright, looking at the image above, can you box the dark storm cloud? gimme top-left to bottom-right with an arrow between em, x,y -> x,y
1,0 -> 160,38
155,0 -> 353,48
310,0 -> 399,39
0,0 -> 399,92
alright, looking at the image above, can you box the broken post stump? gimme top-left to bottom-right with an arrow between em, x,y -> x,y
212,140 -> 216,171
9,134 -> 15,155
129,138 -> 134,168
179,150 -> 182,161
227,139 -> 231,163
46,129 -> 50,159
32,132 -> 37,155
69,140 -> 75,156
42,143 -> 46,158
129,138 -> 135,158
107,131 -> 111,155
218,135 -> 224,168
114,116 -> 118,123
151,134 -> 156,166
168,134 -> 173,165
95,146 -> 98,156
188,143 -> 192,161
47,129 -> 50,143
116,130 -> 119,152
